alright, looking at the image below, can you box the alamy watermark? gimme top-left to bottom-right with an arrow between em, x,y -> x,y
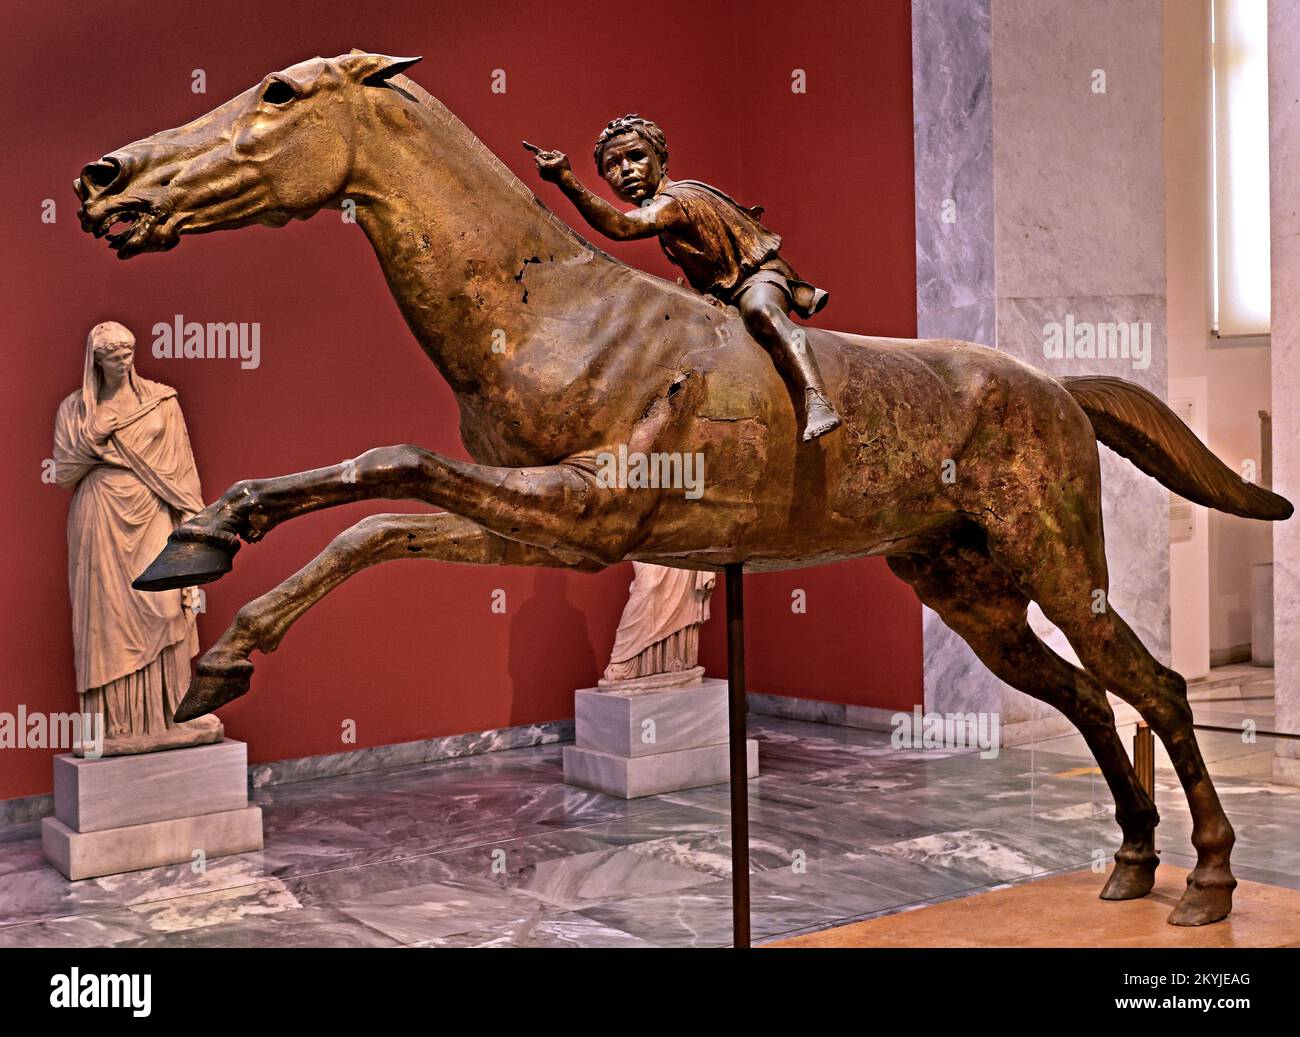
151,315 -> 261,369
891,707 -> 1001,759
1042,315 -> 1151,371
595,443 -> 705,500
0,707 -> 103,758
50,968 -> 151,1017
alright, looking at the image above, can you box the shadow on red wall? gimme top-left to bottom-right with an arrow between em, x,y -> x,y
0,0 -> 918,798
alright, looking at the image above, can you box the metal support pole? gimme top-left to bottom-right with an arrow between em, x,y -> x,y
1134,721 -> 1155,797
724,562 -> 751,948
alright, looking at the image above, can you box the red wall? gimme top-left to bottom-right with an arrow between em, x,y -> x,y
0,0 -> 919,799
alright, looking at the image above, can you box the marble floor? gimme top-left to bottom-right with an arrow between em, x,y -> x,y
1,667 -> 1296,948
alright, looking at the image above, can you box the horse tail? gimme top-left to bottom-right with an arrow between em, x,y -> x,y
1062,375 -> 1293,521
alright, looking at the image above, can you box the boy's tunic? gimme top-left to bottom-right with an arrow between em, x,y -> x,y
655,179 -> 828,318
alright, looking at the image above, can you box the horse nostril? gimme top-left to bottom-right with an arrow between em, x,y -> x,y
81,157 -> 123,192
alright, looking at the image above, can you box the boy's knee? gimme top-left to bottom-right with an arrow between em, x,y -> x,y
739,295 -> 784,342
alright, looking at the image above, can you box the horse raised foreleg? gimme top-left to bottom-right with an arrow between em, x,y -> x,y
139,377 -> 691,590
138,443 -> 657,591
410,377 -> 694,565
135,446 -> 452,590
176,511 -> 603,720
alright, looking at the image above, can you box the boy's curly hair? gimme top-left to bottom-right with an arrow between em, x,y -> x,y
593,114 -> 669,174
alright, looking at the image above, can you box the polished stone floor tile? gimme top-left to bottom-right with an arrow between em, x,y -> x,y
824,848 -> 1004,901
870,825 -> 1103,887
414,906 -> 660,947
576,862 -> 940,948
2,705 -> 1298,947
91,854 -> 280,906
498,842 -> 721,910
285,851 -> 489,908
428,803 -> 728,884
118,906 -> 406,948
127,878 -> 302,934
0,907 -> 158,948
334,879 -> 544,944
0,839 -> 123,928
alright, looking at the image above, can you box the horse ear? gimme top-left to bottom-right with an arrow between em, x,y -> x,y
343,52 -> 423,87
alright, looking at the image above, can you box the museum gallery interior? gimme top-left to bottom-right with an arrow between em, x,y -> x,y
1,0 -> 1299,954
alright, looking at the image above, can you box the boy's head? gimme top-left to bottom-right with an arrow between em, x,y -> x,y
593,115 -> 668,204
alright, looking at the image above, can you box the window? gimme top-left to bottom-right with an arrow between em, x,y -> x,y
1210,0 -> 1271,337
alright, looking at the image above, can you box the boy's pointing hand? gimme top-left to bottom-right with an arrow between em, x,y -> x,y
522,141 -> 573,184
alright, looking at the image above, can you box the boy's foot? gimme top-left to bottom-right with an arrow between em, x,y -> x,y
801,388 -> 842,442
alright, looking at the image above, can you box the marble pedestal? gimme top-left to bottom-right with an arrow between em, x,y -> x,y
42,738 -> 263,881
563,677 -> 758,799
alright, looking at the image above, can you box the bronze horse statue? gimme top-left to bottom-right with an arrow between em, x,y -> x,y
74,53 -> 1291,926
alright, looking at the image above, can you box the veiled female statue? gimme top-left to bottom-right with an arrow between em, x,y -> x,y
600,562 -> 716,691
53,321 -> 222,755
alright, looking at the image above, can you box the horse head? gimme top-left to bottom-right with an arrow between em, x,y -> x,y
75,52 -> 420,259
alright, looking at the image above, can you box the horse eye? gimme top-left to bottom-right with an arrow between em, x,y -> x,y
262,80 -> 296,105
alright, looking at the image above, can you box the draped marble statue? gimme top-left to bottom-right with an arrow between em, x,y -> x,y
53,321 -> 223,756
600,563 -> 715,691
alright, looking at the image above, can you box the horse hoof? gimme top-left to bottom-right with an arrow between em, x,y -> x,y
134,535 -> 237,591
1167,876 -> 1235,926
1099,858 -> 1157,901
174,660 -> 253,721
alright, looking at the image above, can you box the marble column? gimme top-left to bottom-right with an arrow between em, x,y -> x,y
914,0 -> 1170,743
1270,0 -> 1300,785
912,0 -> 1000,721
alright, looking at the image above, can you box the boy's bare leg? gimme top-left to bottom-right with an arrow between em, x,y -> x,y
738,283 -> 843,441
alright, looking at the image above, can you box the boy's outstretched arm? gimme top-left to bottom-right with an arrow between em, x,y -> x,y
524,143 -> 681,241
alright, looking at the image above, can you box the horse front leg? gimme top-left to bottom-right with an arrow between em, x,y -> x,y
138,376 -> 691,589
137,443 -> 653,589
368,380 -> 694,567
176,511 -> 604,720
134,445 -> 443,590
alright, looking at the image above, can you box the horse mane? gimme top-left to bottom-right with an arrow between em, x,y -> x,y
381,64 -> 600,256
349,52 -> 725,317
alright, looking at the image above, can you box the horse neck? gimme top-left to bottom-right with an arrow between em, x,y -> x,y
348,82 -> 597,391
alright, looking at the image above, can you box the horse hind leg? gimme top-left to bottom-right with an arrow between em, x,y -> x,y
1044,598 -> 1233,924
177,512 -> 600,721
889,541 -> 1160,900
983,510 -> 1235,925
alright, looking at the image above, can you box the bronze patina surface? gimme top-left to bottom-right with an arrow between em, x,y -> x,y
74,53 -> 1292,926
525,114 -> 841,442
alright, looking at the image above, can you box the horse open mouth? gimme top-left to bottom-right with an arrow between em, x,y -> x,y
88,204 -> 164,257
